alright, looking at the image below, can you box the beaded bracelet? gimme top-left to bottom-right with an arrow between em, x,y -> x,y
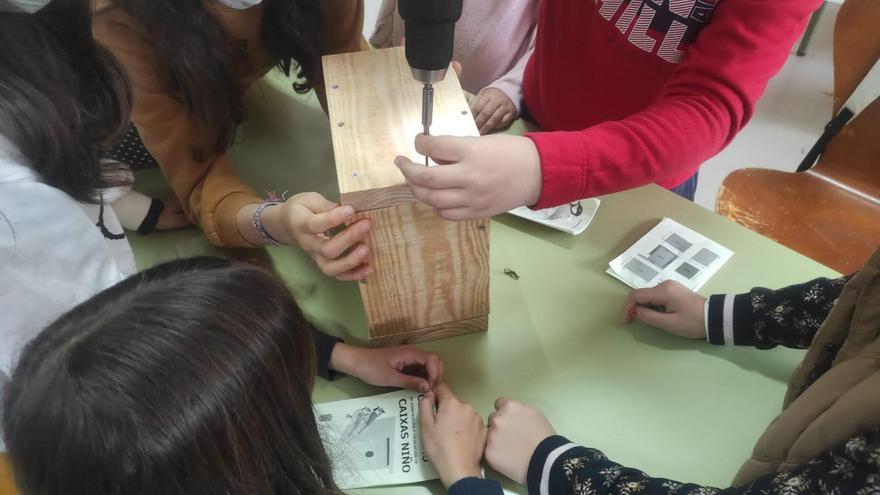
253,200 -> 283,246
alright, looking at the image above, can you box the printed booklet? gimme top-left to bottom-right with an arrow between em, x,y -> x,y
608,218 -> 733,291
316,390 -> 438,489
508,198 -> 600,236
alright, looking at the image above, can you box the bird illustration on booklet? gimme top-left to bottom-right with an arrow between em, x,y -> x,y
316,390 -> 439,489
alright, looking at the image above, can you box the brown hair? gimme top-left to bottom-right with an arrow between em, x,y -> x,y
0,0 -> 130,203
3,257 -> 341,495
108,0 -> 323,161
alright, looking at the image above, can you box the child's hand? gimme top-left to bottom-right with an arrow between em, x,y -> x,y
485,398 -> 556,485
470,88 -> 517,135
420,384 -> 487,488
395,134 -> 542,221
156,195 -> 191,230
329,343 -> 444,393
261,192 -> 373,281
621,280 -> 707,339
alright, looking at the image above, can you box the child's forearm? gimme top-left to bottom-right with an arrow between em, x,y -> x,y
528,428 -> 880,495
705,275 -> 853,349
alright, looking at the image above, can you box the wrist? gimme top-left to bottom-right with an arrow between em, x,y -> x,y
236,203 -> 289,246
441,466 -> 483,489
329,342 -> 360,376
521,137 -> 542,206
258,202 -> 293,245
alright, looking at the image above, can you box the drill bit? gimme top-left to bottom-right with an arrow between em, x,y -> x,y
421,83 -> 434,166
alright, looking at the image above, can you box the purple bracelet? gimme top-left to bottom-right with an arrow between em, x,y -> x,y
253,201 -> 282,246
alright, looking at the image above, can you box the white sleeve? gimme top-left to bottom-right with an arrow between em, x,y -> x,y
110,190 -> 153,231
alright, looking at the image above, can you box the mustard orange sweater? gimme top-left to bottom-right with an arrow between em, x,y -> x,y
93,0 -> 366,247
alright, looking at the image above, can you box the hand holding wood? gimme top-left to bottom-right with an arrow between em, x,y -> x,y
395,133 -> 542,220
269,192 -> 373,281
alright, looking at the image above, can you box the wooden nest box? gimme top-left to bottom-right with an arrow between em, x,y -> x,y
323,47 -> 490,346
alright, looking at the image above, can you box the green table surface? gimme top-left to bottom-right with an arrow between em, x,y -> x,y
130,74 -> 839,494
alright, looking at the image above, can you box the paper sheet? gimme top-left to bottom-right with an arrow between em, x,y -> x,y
508,198 -> 601,236
316,390 -> 438,489
607,218 -> 733,291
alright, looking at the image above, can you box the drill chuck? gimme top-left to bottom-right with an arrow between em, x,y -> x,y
399,0 -> 463,84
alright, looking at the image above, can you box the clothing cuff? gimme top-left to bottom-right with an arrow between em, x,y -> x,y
212,192 -> 262,248
309,323 -> 343,380
527,435 -> 579,495
706,293 -> 753,346
703,299 -> 710,342
110,190 -> 153,231
525,131 -> 588,210
136,198 -> 165,235
448,477 -> 503,495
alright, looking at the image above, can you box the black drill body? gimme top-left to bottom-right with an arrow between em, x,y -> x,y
398,0 -> 463,154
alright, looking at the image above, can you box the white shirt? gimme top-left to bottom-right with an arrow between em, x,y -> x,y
0,134 -> 134,449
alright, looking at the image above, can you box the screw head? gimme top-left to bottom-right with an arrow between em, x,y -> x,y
332,84 -> 339,89
461,110 -> 468,115
337,122 -> 345,127
360,279 -> 368,285
478,224 -> 487,231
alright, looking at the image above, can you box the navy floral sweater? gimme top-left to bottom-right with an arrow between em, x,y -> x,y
449,275 -> 880,495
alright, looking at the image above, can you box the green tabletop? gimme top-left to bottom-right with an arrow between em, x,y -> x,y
130,74 -> 839,494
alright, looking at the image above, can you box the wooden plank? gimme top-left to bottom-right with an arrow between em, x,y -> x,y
369,316 -> 489,347
355,201 -> 490,338
323,47 -> 479,211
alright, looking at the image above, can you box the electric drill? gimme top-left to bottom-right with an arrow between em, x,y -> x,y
398,0 -> 463,163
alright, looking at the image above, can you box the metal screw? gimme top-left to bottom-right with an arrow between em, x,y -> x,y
352,171 -> 360,178
332,84 -> 339,89
337,122 -> 345,127
478,224 -> 486,231
360,279 -> 368,285
461,110 -> 468,115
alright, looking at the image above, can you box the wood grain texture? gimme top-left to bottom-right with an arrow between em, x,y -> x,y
356,201 -> 490,340
323,47 -> 479,211
369,316 -> 489,347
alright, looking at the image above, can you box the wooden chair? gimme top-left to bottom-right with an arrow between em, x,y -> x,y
716,0 -> 880,274
0,454 -> 18,495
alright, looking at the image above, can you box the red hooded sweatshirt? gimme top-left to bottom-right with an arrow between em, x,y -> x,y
523,0 -> 822,208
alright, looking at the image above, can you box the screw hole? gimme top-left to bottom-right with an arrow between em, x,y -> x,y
352,171 -> 360,177
337,122 -> 345,127
332,84 -> 339,89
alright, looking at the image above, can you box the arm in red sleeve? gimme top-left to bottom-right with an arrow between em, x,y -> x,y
529,0 -> 823,208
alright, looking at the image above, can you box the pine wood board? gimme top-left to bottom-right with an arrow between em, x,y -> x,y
369,316 -> 489,347
354,201 -> 490,339
322,47 -> 479,211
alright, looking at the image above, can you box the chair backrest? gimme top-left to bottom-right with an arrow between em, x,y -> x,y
811,0 -> 880,198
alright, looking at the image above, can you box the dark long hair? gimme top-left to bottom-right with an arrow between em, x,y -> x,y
108,0 -> 324,159
3,257 -> 341,495
0,0 -> 130,203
